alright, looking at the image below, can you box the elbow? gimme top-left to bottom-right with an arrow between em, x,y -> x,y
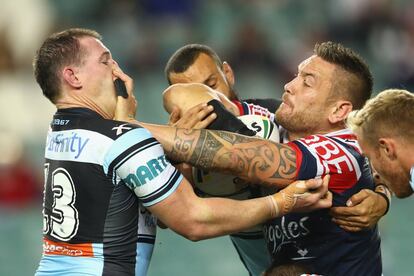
177,221 -> 208,242
172,208 -> 213,241
182,231 -> 204,242
162,86 -> 176,114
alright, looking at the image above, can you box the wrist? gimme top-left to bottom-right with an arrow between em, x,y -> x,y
270,192 -> 295,218
374,184 -> 391,216
114,114 -> 135,122
267,196 -> 280,218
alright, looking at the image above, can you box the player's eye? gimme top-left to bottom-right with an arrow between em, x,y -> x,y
101,61 -> 109,65
205,80 -> 217,89
304,76 -> 314,87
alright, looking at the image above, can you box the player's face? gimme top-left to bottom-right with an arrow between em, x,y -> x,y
358,131 -> 413,198
276,55 -> 336,136
77,36 -> 118,118
168,53 -> 237,100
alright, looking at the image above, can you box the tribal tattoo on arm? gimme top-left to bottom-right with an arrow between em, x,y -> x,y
169,128 -> 297,187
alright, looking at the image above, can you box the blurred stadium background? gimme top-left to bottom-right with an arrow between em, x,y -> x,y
0,0 -> 413,275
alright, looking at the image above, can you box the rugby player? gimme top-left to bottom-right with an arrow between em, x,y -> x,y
33,28 -> 331,276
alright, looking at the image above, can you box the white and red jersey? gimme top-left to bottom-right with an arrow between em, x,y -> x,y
289,129 -> 363,193
233,99 -> 276,122
264,129 -> 382,276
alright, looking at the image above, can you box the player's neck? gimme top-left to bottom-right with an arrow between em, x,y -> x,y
55,94 -> 112,119
287,125 -> 346,141
286,131 -> 306,141
398,143 -> 414,174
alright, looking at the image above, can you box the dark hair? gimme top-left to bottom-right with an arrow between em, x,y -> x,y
314,41 -> 373,109
164,44 -> 223,84
263,262 -> 310,276
33,28 -> 102,103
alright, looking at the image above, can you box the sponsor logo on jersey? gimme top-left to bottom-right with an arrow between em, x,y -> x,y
125,155 -> 169,187
297,134 -> 361,192
112,123 -> 132,135
264,216 -> 311,255
46,132 -> 89,159
43,238 -> 94,257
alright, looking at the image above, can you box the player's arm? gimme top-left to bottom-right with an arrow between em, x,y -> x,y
116,80 -> 296,188
163,83 -> 240,117
147,174 -> 331,240
140,123 -> 296,188
106,124 -> 330,240
330,169 -> 391,232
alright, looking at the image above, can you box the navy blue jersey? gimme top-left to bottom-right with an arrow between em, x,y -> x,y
36,108 -> 182,276
264,129 -> 382,275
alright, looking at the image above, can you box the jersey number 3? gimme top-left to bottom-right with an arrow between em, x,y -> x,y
43,163 -> 79,241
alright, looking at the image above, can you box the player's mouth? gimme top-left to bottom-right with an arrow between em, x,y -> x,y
282,94 -> 293,108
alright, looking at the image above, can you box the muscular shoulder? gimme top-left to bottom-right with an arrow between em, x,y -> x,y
289,131 -> 367,193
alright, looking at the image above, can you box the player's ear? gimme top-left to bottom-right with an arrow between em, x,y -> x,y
222,62 -> 235,87
378,138 -> 397,160
62,66 -> 82,89
328,101 -> 352,124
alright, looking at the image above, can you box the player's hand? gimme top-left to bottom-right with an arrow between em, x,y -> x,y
168,106 -> 181,126
112,63 -> 137,122
171,103 -> 217,129
330,189 -> 386,232
270,175 -> 332,217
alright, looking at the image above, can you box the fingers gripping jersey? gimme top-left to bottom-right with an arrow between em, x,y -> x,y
264,129 -> 382,276
36,108 -> 182,276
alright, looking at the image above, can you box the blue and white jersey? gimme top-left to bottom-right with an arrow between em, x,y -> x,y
36,108 -> 182,276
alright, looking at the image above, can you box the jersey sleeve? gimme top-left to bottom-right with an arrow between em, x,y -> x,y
233,100 -> 276,122
288,135 -> 363,193
206,99 -> 256,135
242,98 -> 282,113
103,127 -> 183,207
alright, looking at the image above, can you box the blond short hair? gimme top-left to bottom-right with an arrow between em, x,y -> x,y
347,89 -> 414,145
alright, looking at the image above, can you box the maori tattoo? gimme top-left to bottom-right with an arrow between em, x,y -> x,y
170,128 -> 297,187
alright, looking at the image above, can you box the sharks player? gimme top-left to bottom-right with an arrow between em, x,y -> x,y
33,28 -> 331,276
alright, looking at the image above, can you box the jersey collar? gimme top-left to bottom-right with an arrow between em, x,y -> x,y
56,108 -> 103,118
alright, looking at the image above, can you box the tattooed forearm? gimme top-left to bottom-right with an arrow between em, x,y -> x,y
170,129 -> 199,161
214,130 -> 254,145
277,147 -> 297,179
170,128 -> 297,187
189,131 -> 224,168
218,142 -> 297,187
